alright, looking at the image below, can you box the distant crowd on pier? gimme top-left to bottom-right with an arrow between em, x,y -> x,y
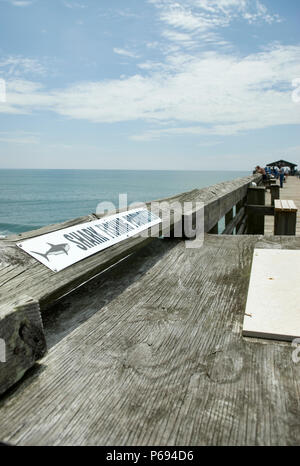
254,164 -> 296,188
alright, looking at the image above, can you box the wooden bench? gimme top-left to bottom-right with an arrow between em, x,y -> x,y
265,178 -> 277,189
274,200 -> 298,235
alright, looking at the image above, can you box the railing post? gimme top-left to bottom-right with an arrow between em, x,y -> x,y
209,223 -> 218,234
270,184 -> 280,206
225,208 -> 233,235
247,187 -> 265,234
236,198 -> 245,233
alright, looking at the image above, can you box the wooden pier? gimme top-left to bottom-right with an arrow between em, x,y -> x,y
1,174 -> 300,446
265,176 -> 300,235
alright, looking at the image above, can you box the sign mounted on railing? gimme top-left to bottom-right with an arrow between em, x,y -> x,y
17,208 -> 161,272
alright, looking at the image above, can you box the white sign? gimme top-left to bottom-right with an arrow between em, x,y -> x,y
243,249 -> 300,341
17,208 -> 161,272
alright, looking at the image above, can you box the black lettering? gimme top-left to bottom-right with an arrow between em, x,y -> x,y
82,227 -> 109,244
96,222 -> 116,239
68,231 -> 94,249
126,212 -> 148,228
64,233 -> 88,251
97,218 -> 132,238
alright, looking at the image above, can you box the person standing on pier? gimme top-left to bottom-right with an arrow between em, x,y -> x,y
255,165 -> 267,181
279,165 -> 285,188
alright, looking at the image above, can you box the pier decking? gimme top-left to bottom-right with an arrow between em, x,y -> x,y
1,234 -> 300,446
265,176 -> 300,235
1,174 -> 300,446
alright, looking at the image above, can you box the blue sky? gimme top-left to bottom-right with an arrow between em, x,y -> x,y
0,0 -> 299,170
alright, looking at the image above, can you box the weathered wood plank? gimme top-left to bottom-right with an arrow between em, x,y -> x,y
265,177 -> 300,235
0,235 -> 300,446
2,214 -> 97,242
95,174 -> 262,235
236,198 -> 245,232
209,223 -> 218,234
0,296 -> 46,395
247,187 -> 265,234
222,207 -> 245,235
270,184 -> 280,206
275,200 -> 298,212
274,200 -> 298,235
201,175 -> 261,232
274,211 -> 297,235
0,174 -> 261,311
236,215 -> 248,235
246,205 -> 274,216
225,208 -> 233,233
0,234 -> 154,309
243,249 -> 300,341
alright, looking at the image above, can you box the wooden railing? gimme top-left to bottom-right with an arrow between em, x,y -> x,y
0,173 -> 262,395
0,173 -> 263,308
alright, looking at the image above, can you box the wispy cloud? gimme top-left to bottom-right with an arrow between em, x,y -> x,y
63,1 -> 86,8
7,0 -> 34,6
149,0 -> 281,52
113,48 -> 139,59
116,9 -> 140,18
149,0 -> 281,28
197,140 -> 223,147
2,44 -> 299,140
0,131 -> 39,144
0,2 -> 296,145
161,29 -> 196,48
0,56 -> 46,77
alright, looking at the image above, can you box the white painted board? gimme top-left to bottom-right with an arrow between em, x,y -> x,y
243,248 -> 300,341
17,208 -> 161,272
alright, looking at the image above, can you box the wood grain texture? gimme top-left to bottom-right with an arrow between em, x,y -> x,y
270,185 -> 280,206
0,296 -> 46,395
222,207 -> 245,234
247,186 -> 265,235
0,235 -> 300,445
246,205 -> 274,216
275,200 -> 297,212
265,177 -> 300,235
243,249 -> 300,341
0,174 -> 261,311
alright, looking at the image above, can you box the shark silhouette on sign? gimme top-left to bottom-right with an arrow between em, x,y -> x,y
31,242 -> 70,262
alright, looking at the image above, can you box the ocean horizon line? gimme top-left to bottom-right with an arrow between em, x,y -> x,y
0,167 -> 250,172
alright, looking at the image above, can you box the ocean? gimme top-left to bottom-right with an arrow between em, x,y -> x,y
0,169 -> 249,236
